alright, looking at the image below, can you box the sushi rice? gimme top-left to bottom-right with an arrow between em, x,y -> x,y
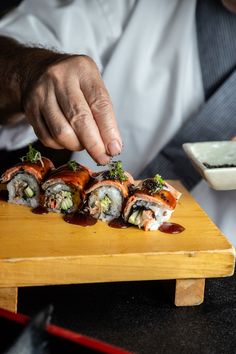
87,186 -> 123,221
7,172 -> 40,208
43,183 -> 81,213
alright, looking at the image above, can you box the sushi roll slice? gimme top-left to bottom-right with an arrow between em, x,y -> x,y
85,161 -> 134,221
124,174 -> 181,231
42,161 -> 90,213
0,145 -> 54,208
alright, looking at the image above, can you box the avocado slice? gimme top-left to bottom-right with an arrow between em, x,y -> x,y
100,195 -> 111,212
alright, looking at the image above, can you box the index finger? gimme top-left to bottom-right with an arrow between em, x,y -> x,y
55,84 -> 111,165
80,70 -> 122,157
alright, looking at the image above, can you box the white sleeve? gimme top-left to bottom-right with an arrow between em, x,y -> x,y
0,123 -> 37,151
0,0 -> 63,50
0,0 -> 64,150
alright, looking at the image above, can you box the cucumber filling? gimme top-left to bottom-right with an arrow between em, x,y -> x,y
24,186 -> 34,198
128,210 -> 142,225
128,207 -> 156,228
46,190 -> 74,211
60,191 -> 73,211
61,196 -> 73,210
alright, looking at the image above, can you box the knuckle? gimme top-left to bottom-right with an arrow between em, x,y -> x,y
63,101 -> 80,120
33,80 -> 44,93
72,112 -> 90,129
52,123 -> 72,140
90,96 -> 112,115
67,106 -> 91,129
42,65 -> 62,86
77,54 -> 95,69
25,86 -> 44,108
45,65 -> 59,78
102,125 -> 117,136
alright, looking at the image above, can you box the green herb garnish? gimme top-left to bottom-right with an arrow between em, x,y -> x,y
153,174 -> 165,185
21,144 -> 44,166
67,160 -> 78,172
108,160 -> 128,182
143,174 -> 165,194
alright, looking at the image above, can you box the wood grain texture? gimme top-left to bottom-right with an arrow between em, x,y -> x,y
175,279 -> 205,306
0,287 -> 18,312
0,181 -> 234,287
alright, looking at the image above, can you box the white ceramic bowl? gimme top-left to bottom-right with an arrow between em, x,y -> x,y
183,141 -> 236,190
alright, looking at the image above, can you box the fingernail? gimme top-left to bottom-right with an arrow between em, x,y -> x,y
97,154 -> 111,166
107,140 -> 122,156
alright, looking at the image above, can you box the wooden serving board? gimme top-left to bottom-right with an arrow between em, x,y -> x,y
0,181 -> 235,309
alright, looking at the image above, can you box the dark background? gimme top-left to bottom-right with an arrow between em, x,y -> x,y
18,274 -> 236,354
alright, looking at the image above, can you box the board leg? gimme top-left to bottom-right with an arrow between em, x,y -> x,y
175,279 -> 205,306
0,287 -> 18,312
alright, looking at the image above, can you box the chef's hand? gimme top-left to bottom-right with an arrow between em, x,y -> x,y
24,55 -> 122,165
0,36 -> 122,165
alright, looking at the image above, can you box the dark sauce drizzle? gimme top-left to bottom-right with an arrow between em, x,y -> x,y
64,212 -> 97,227
158,222 -> 185,234
31,202 -> 184,234
108,217 -> 131,229
32,206 -> 49,214
0,190 -> 8,201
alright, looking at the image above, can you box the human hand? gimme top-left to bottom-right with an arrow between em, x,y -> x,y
23,55 -> 122,165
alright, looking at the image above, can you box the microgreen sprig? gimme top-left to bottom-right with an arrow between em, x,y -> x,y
143,174 -> 165,194
67,160 -> 78,172
153,174 -> 165,185
20,144 -> 44,166
108,160 -> 128,182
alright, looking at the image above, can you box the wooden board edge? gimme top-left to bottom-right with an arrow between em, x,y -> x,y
0,248 -> 234,287
0,245 -> 235,263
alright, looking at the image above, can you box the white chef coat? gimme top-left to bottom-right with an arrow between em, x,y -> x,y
0,0 -> 203,174
0,0 -> 235,245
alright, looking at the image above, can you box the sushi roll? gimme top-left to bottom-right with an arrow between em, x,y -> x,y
124,174 -> 181,231
0,145 -> 54,208
42,161 -> 90,213
85,161 -> 134,221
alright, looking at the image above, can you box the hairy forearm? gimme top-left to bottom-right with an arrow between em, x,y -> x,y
0,36 -> 23,124
0,35 -> 70,125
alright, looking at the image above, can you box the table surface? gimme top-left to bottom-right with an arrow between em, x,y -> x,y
0,181 -> 235,287
18,273 -> 236,354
